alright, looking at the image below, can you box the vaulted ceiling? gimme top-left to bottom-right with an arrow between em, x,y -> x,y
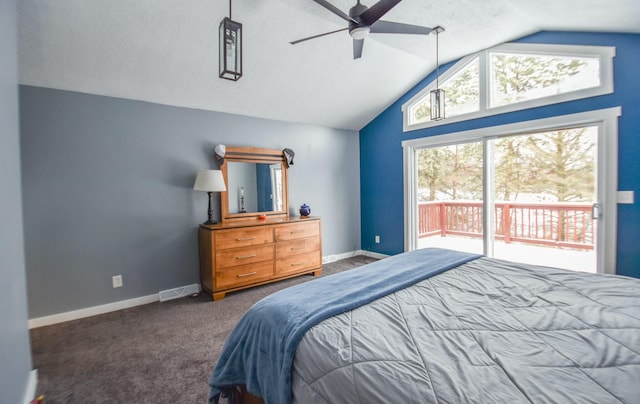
17,0 -> 640,131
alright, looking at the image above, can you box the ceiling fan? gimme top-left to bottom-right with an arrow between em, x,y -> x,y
290,0 -> 433,59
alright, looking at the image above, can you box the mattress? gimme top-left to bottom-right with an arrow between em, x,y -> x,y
291,256 -> 640,403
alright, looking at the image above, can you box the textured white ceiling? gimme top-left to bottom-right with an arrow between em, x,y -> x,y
17,0 -> 640,131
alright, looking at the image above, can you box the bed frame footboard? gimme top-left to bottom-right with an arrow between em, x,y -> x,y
230,385 -> 265,404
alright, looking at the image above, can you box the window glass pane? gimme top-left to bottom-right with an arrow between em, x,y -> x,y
409,94 -> 430,125
416,142 -> 484,255
442,57 -> 479,117
490,52 -> 600,108
409,58 -> 480,125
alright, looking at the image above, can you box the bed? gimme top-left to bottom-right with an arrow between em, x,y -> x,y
209,248 -> 640,404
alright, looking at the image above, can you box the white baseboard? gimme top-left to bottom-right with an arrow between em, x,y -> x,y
322,251 -> 356,263
28,293 -> 158,329
22,369 -> 38,404
357,249 -> 390,260
29,283 -> 208,328
323,250 -> 389,264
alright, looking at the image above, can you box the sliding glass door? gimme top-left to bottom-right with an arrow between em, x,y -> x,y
403,109 -> 620,274
491,129 -> 597,271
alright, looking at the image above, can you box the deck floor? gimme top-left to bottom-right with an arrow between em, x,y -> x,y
418,235 -> 596,273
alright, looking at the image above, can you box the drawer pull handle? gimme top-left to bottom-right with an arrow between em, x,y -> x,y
291,246 -> 306,251
291,262 -> 305,267
236,254 -> 257,259
236,237 -> 256,241
237,271 -> 257,278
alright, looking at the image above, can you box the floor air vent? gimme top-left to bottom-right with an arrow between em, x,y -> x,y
159,284 -> 200,302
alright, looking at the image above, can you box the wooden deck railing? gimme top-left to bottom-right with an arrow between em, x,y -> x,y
418,201 -> 594,250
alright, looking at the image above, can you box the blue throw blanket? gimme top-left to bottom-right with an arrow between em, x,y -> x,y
209,248 -> 482,404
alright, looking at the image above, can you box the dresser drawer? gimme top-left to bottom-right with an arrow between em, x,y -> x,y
276,236 -> 321,258
215,227 -> 273,250
215,260 -> 274,289
275,221 -> 320,242
276,251 -> 321,275
216,244 -> 274,270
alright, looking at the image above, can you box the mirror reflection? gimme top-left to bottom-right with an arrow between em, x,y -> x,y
227,161 -> 283,214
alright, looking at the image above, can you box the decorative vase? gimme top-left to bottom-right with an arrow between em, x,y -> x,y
299,204 -> 311,217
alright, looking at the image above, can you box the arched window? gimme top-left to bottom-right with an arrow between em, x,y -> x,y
402,43 -> 615,131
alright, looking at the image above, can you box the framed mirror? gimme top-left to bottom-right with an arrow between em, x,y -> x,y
220,146 -> 289,222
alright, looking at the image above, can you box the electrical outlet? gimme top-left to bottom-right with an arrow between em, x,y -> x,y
375,235 -> 380,244
112,275 -> 123,288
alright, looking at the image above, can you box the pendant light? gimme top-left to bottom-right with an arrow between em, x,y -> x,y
430,26 -> 445,121
219,0 -> 242,81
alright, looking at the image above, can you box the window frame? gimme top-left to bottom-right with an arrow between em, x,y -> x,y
402,43 -> 615,132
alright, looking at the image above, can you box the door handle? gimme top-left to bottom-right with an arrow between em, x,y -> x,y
592,203 -> 602,220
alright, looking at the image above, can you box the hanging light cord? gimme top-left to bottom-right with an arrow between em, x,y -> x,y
435,29 -> 440,89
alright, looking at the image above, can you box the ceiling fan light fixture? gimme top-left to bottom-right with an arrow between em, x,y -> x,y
349,26 -> 370,40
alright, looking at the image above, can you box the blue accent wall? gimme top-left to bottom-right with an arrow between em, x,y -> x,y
360,32 -> 640,278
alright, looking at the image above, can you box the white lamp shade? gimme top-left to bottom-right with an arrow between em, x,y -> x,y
193,170 -> 226,192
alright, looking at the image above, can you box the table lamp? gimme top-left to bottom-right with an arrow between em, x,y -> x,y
193,170 -> 226,224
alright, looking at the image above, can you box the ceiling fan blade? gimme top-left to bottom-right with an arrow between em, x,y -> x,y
353,38 -> 364,59
370,20 -> 432,35
290,28 -> 349,45
313,0 -> 358,23
359,0 -> 402,26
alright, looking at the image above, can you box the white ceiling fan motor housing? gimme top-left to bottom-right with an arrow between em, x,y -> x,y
350,26 -> 371,39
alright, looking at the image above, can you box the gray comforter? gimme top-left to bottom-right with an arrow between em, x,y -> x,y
292,257 -> 640,403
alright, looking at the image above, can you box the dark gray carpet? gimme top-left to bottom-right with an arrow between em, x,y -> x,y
30,255 -> 378,404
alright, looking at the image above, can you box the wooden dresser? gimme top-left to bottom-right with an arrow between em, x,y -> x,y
198,216 -> 322,300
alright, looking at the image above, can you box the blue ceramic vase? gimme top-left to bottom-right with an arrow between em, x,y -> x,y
299,204 -> 311,216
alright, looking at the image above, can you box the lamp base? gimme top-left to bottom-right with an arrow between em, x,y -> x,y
203,191 -> 218,225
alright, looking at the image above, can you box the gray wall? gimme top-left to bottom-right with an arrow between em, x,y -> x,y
20,86 -> 361,318
1,0 -> 34,402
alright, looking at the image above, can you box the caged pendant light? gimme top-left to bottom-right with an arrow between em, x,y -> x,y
430,26 -> 445,121
219,0 -> 242,81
